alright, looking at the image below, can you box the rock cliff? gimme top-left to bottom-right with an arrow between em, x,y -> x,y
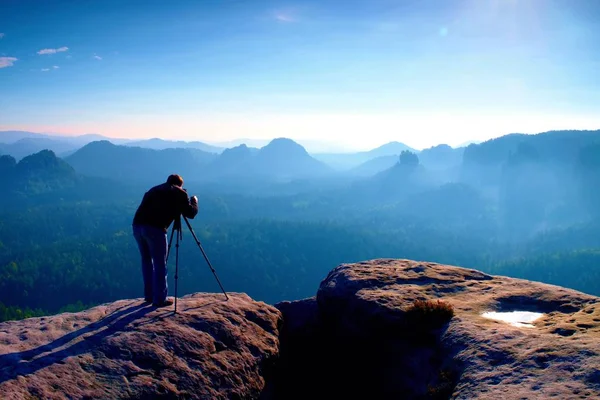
1,259 -> 599,399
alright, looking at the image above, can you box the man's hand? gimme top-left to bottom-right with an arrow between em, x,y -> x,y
191,195 -> 198,204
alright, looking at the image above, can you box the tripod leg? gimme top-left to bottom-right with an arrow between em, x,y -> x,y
166,224 -> 176,265
174,228 -> 181,313
183,216 -> 229,300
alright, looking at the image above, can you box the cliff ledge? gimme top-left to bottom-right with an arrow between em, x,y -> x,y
1,258 -> 599,399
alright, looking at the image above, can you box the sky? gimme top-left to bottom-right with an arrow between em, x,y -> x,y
1,0 -> 600,151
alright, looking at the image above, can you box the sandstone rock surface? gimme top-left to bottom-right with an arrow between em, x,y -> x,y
2,259 -> 599,400
0,293 -> 281,400
310,258 -> 600,399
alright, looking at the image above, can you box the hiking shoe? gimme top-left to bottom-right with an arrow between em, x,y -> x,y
153,299 -> 174,308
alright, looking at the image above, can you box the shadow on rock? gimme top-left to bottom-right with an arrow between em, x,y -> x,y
267,297 -> 460,400
0,302 -> 152,384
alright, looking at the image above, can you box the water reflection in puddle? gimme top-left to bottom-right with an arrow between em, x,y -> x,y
481,311 -> 544,328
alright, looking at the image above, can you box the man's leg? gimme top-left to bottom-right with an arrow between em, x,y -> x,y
143,225 -> 169,305
132,224 -> 153,302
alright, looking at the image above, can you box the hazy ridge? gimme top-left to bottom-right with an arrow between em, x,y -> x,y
1,129 -> 600,322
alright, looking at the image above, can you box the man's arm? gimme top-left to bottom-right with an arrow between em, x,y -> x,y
177,188 -> 199,219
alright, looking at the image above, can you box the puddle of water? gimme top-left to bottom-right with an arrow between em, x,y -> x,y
481,311 -> 544,328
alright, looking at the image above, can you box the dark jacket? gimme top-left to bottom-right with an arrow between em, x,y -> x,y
133,183 -> 198,232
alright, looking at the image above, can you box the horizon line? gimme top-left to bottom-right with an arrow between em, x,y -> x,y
0,128 -> 550,153
2,127 -> 600,153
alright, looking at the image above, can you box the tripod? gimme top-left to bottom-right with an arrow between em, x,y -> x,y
166,215 -> 229,313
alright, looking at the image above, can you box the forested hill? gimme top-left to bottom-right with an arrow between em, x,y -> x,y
0,150 -> 140,208
64,140 -> 218,184
1,129 -> 600,322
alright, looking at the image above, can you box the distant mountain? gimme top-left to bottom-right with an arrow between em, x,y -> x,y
457,140 -> 481,147
124,138 -> 224,154
0,150 -> 145,209
207,138 -> 272,149
364,141 -> 418,158
65,141 -> 218,183
64,138 -> 330,184
343,154 -> 437,207
16,149 -> 77,180
58,133 -> 131,146
0,131 -> 133,161
208,138 -> 356,153
418,144 -> 464,170
346,145 -> 465,179
251,138 -> 332,179
209,144 -> 257,176
464,130 -> 600,166
313,141 -> 418,171
0,137 -> 81,160
461,129 -> 600,187
0,131 -> 50,143
209,138 -> 333,181
0,131 -> 129,145
453,129 -> 600,232
0,150 -> 80,198
349,155 -> 398,177
370,157 -> 428,187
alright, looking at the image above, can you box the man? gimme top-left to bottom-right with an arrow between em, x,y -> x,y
132,174 -> 199,307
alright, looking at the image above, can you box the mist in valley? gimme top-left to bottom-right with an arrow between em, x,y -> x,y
1,129 -> 600,321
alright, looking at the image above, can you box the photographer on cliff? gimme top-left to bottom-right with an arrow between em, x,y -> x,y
132,174 -> 199,307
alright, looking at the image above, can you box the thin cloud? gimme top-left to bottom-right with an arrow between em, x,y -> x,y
93,54 -> 102,60
41,68 -> 50,72
0,33 -> 5,39
274,13 -> 294,22
272,8 -> 298,23
0,57 -> 17,68
53,65 -> 59,69
37,46 -> 69,55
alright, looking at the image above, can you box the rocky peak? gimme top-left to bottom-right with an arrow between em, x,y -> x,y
16,150 -> 75,175
218,143 -> 253,160
259,138 -> 308,158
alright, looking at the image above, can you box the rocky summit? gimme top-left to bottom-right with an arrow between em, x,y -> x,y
1,259 -> 599,399
276,259 -> 600,399
0,293 -> 281,400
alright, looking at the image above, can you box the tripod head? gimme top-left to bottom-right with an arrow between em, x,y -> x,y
173,213 -> 182,231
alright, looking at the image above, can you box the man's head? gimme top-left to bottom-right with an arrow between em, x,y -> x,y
167,174 -> 184,187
